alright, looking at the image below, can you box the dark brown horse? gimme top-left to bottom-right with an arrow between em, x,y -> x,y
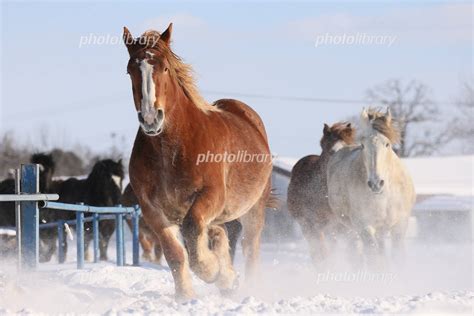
287,122 -> 354,264
123,24 -> 273,299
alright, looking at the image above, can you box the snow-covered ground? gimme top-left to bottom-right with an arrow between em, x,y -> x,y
0,238 -> 472,315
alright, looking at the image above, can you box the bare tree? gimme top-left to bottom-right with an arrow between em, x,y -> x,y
366,79 -> 449,157
448,80 -> 474,154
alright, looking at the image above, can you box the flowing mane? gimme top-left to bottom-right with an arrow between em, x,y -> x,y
136,30 -> 218,113
362,108 -> 401,144
330,121 -> 355,144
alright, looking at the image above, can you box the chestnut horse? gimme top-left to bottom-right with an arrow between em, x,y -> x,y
287,122 -> 354,264
123,24 -> 273,299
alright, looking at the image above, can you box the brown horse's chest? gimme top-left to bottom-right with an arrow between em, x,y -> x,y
131,151 -> 198,224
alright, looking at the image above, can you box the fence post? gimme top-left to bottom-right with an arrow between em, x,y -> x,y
92,213 -> 99,263
76,203 -> 85,269
115,213 -> 124,266
20,164 -> 39,269
132,205 -> 140,266
14,169 -> 21,269
57,220 -> 65,264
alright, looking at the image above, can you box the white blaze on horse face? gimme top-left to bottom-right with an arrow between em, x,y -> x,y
139,58 -> 157,125
331,140 -> 345,152
362,135 -> 388,188
111,175 -> 122,190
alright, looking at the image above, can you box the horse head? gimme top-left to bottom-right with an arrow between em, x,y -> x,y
320,121 -> 355,153
123,25 -> 217,137
89,159 -> 124,192
122,24 -> 176,136
359,107 -> 400,194
30,153 -> 56,191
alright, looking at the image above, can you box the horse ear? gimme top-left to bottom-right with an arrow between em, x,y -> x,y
117,158 -> 123,165
360,108 -> 369,122
160,23 -> 173,46
385,107 -> 392,124
323,123 -> 330,134
123,26 -> 136,55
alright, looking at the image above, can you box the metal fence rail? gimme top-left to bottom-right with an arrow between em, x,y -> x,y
0,164 -> 141,270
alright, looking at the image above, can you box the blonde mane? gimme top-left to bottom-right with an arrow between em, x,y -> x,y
137,30 -> 219,113
362,107 -> 401,144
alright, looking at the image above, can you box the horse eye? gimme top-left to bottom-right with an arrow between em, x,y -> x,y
385,143 -> 390,148
164,67 -> 169,73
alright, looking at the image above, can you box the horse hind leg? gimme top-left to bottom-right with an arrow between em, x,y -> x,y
240,190 -> 267,281
225,219 -> 242,263
153,241 -> 163,264
208,225 -> 238,295
139,233 -> 154,262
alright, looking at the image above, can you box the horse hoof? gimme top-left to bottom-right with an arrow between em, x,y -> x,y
219,274 -> 240,297
175,290 -> 196,303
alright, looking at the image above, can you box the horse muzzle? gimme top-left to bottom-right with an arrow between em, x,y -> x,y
138,109 -> 164,136
368,179 -> 384,194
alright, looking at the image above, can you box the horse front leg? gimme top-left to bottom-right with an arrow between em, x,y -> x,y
99,220 -> 115,261
182,189 -> 223,284
391,218 -> 408,263
298,217 -> 329,267
359,225 -> 379,268
143,207 -> 194,300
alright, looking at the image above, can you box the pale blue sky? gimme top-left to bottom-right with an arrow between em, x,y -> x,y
1,1 -> 472,158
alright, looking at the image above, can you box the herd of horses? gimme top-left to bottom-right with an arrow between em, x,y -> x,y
0,23 -> 416,301
0,155 -> 125,262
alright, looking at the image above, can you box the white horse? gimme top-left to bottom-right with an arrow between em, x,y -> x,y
327,108 -> 415,264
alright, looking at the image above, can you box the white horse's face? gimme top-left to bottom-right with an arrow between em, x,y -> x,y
360,133 -> 392,194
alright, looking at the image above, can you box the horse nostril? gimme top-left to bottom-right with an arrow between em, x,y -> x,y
379,180 -> 385,187
367,180 -> 373,188
137,112 -> 144,124
157,109 -> 164,121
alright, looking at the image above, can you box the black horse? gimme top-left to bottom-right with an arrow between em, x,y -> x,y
0,153 -> 57,259
52,159 -> 124,263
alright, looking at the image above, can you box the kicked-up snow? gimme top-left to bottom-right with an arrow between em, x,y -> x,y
0,240 -> 472,315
